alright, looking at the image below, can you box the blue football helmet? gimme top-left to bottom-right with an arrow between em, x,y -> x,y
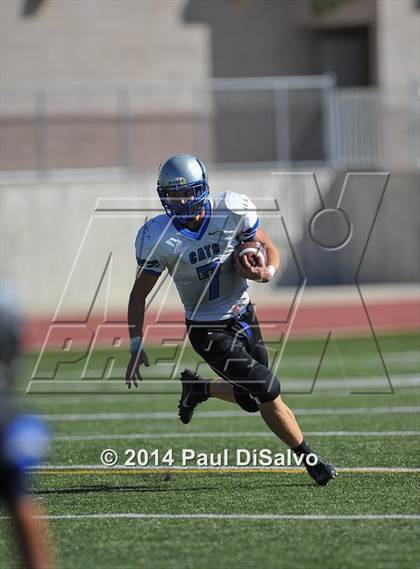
157,154 -> 209,221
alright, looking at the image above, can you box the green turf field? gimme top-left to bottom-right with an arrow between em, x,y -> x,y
1,332 -> 419,569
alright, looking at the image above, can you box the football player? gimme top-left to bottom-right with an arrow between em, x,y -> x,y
126,154 -> 336,485
0,283 -> 55,569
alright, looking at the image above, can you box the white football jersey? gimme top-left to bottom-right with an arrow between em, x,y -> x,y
135,191 -> 259,321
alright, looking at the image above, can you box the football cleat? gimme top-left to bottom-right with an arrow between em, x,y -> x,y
178,369 -> 209,424
304,456 -> 337,486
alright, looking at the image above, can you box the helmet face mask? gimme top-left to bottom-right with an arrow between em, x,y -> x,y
158,180 -> 208,219
157,154 -> 209,222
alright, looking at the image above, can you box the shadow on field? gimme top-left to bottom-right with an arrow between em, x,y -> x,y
31,484 -> 216,495
32,480 -> 314,496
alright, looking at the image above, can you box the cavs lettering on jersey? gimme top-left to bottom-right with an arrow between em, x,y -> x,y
135,192 -> 259,321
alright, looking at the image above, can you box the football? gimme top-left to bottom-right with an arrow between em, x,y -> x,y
232,241 -> 267,278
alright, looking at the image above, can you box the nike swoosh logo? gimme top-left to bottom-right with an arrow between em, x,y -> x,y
181,394 -> 191,407
208,230 -> 219,235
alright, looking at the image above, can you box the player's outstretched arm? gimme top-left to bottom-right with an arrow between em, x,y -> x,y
126,270 -> 159,389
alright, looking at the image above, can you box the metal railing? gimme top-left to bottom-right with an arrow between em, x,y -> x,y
1,76 -> 418,176
328,87 -> 420,170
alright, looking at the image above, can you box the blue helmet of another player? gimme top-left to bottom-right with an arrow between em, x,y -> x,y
157,154 -> 209,221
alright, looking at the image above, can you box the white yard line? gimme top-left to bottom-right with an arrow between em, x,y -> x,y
40,406 -> 420,421
27,374 -> 420,390
274,352 -> 420,367
55,430 -> 420,442
21,374 -> 420,402
0,513 -> 418,521
32,352 -> 420,376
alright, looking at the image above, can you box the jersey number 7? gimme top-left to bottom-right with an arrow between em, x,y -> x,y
196,260 -> 221,301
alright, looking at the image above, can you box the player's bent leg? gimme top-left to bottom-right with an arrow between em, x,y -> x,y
260,395 -> 337,486
232,385 -> 260,413
236,361 -> 281,406
178,369 -> 259,423
259,395 -> 303,448
206,378 -> 261,413
208,378 -> 237,404
207,361 -> 273,413
186,317 -> 336,484
179,372 -> 259,414
201,352 -> 280,413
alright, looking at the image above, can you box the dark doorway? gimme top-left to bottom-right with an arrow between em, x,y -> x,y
318,28 -> 370,87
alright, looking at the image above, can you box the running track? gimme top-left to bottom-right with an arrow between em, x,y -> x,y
23,298 -> 419,349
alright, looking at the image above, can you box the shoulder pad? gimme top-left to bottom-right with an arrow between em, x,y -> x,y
214,191 -> 251,215
142,214 -> 171,236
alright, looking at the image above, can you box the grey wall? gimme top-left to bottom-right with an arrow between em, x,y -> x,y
1,0 -> 210,87
184,0 -> 318,78
281,171 -> 420,285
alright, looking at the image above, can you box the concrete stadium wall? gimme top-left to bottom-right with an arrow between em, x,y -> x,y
2,0 -> 418,173
1,168 -> 418,319
377,0 -> 420,101
0,0 -> 210,93
280,171 -> 420,286
3,0 -> 418,102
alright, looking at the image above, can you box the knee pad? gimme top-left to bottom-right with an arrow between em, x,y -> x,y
243,363 -> 281,405
233,386 -> 260,413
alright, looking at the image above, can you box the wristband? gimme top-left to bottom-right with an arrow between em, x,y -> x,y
256,265 -> 276,283
267,265 -> 276,278
129,336 -> 143,353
